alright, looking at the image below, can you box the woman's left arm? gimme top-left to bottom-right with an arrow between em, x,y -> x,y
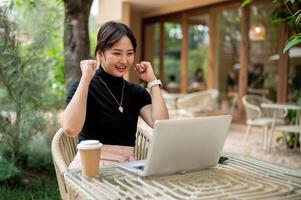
136,61 -> 169,128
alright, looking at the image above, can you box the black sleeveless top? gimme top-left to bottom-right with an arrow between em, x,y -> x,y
67,68 -> 151,146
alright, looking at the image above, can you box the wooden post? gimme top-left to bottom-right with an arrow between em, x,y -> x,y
159,20 -> 165,83
277,24 -> 289,103
207,10 -> 217,89
180,13 -> 188,93
238,6 -> 250,115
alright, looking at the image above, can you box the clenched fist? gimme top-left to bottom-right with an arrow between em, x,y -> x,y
135,61 -> 157,83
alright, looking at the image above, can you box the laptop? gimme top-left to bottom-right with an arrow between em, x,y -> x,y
117,115 -> 232,177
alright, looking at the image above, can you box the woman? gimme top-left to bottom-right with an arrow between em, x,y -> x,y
60,21 -> 169,167
189,68 -> 206,92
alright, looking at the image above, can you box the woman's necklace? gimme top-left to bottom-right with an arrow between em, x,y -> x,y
99,77 -> 125,113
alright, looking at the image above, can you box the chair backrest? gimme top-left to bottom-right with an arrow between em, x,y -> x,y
51,126 -> 152,199
242,94 -> 287,120
51,128 -> 78,200
176,89 -> 219,111
134,126 -> 152,160
242,95 -> 264,119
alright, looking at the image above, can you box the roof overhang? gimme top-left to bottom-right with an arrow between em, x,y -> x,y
124,0 -> 228,17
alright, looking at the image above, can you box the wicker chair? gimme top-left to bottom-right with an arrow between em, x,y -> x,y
176,89 -> 219,117
51,129 -> 77,200
242,95 -> 286,150
51,126 -> 152,200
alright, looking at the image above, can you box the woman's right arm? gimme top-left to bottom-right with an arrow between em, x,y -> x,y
60,60 -> 97,137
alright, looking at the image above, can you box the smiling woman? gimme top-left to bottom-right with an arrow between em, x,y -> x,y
59,21 -> 169,171
95,24 -> 136,77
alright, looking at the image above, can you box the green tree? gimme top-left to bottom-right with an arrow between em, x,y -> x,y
7,0 -> 66,109
0,1 -> 63,182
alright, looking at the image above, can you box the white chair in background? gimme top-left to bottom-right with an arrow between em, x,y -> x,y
176,89 -> 219,118
242,95 -> 287,151
261,103 -> 301,152
161,90 -> 185,118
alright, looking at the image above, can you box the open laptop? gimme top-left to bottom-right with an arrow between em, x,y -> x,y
117,115 -> 232,177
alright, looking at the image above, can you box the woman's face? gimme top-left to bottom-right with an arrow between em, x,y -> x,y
99,36 -> 135,77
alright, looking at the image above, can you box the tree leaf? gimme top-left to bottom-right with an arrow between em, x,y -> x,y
241,0 -> 253,7
283,33 -> 301,52
285,0 -> 295,3
294,9 -> 301,24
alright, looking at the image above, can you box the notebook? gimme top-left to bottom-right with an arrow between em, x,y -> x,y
117,115 -> 232,177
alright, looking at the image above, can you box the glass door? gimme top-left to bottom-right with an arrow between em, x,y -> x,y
187,14 -> 209,93
163,22 -> 182,93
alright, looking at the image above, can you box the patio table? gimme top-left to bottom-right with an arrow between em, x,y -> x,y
261,103 -> 301,152
64,153 -> 301,200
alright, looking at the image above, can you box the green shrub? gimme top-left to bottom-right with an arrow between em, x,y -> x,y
0,156 -> 20,182
0,5 -> 61,182
23,129 -> 53,169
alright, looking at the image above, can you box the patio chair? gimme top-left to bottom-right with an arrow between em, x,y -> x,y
51,128 -> 77,200
51,126 -> 152,200
242,95 -> 286,150
161,90 -> 177,111
176,89 -> 219,117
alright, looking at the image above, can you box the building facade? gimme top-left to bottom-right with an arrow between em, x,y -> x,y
96,0 -> 301,111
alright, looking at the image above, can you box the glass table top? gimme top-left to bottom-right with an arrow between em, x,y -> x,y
64,153 -> 301,200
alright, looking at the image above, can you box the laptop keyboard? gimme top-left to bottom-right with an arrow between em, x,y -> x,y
131,157 -> 227,172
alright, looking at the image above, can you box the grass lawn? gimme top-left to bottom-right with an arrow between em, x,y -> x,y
0,168 -> 60,200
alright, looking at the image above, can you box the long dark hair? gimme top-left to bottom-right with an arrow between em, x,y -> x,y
94,21 -> 137,56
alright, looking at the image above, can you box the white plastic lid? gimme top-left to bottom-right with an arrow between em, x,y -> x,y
77,140 -> 103,150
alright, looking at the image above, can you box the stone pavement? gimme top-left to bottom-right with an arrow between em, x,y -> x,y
224,123 -> 301,169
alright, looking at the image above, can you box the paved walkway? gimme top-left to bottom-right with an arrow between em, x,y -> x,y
225,123 -> 301,169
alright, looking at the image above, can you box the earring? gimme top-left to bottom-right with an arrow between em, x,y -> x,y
96,55 -> 103,67
100,57 -> 104,67
96,57 -> 101,67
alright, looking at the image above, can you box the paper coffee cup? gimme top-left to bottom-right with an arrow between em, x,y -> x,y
77,140 -> 103,177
